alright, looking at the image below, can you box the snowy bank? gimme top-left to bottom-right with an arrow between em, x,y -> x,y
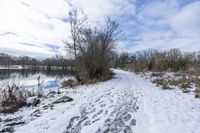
0,69 -> 200,133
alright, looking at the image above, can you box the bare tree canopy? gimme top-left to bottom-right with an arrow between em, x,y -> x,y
65,9 -> 120,82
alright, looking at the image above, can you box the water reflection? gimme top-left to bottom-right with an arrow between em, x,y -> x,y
0,69 -> 74,89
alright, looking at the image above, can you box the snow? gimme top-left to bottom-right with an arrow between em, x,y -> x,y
1,69 -> 200,133
132,73 -> 200,133
0,65 -> 23,70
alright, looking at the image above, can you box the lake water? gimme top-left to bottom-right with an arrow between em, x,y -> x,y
0,69 -> 74,90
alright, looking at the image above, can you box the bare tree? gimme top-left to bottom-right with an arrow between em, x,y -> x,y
65,9 -> 87,71
76,18 -> 119,80
66,15 -> 120,81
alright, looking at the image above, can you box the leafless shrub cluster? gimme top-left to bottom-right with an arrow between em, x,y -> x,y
61,79 -> 79,88
195,80 -> 200,98
0,77 -> 45,113
152,79 -> 172,90
36,76 -> 44,98
0,83 -> 30,113
66,9 -> 119,82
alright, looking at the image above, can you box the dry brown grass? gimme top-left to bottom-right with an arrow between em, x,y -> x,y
195,80 -> 200,98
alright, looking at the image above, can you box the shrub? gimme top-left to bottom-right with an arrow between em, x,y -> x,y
160,59 -> 172,71
66,9 -> 119,82
151,72 -> 164,77
0,77 -> 45,113
61,79 -> 79,88
152,79 -> 172,90
169,79 -> 192,89
195,80 -> 200,98
78,69 -> 114,84
0,83 -> 29,113
36,76 -> 44,98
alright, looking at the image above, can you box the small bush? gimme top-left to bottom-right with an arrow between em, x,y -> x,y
160,59 -> 188,71
151,72 -> 164,77
195,80 -> 200,98
0,77 -> 45,113
0,83 -> 29,113
79,70 -> 114,84
152,79 -> 172,90
61,79 -> 79,88
180,82 -> 192,90
152,79 -> 167,86
169,79 -> 180,86
67,70 -> 114,85
36,76 -> 45,98
169,79 -> 192,89
160,59 -> 173,71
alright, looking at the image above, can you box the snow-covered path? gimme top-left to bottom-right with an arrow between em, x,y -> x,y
14,69 -> 200,133
131,73 -> 200,133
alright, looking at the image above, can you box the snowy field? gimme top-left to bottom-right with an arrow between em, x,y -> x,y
0,69 -> 200,133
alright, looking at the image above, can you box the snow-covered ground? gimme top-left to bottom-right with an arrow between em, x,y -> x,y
1,69 -> 200,133
0,65 -> 23,70
132,73 -> 200,133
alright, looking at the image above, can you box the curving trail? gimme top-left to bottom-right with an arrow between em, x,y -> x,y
64,70 -> 138,133
15,69 -> 200,133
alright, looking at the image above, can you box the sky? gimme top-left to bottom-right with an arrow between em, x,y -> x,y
0,0 -> 200,58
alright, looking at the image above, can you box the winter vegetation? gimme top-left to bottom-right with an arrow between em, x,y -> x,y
0,77 -> 44,114
65,9 -> 119,83
118,48 -> 200,73
116,48 -> 200,98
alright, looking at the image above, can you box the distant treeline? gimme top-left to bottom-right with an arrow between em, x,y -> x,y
117,48 -> 200,74
0,53 -> 75,68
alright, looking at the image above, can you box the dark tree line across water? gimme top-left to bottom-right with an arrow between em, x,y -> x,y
0,53 -> 75,69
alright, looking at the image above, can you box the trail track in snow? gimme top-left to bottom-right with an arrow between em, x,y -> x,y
64,70 -> 138,133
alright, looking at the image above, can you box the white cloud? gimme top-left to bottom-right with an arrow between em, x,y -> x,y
0,0 -> 70,58
70,0 -> 136,22
137,0 -> 179,25
170,1 -> 200,36
0,0 -> 136,58
0,0 -> 200,58
124,0 -> 200,53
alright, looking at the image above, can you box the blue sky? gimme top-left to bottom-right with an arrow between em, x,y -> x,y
0,0 -> 200,58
